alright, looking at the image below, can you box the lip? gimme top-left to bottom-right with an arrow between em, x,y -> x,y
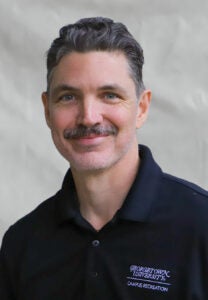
78,133 -> 108,139
72,134 -> 109,146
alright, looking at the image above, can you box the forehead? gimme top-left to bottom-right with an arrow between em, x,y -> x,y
49,50 -> 135,91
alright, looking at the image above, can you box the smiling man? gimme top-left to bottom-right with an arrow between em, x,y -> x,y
0,17 -> 208,299
42,49 -> 150,230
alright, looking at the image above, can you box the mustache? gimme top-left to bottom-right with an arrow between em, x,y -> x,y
63,124 -> 118,139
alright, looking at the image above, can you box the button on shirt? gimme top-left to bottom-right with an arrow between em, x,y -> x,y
0,145 -> 208,299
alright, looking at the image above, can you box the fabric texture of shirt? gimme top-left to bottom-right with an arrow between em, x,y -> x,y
0,145 -> 208,299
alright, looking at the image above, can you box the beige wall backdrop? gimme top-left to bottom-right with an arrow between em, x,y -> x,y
0,0 -> 208,242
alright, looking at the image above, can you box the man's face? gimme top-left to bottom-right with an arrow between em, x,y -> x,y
42,51 -> 151,173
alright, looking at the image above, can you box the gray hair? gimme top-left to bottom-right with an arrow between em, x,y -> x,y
46,17 -> 145,95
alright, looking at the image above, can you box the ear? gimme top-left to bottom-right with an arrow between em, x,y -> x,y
41,92 -> 51,128
136,89 -> 151,129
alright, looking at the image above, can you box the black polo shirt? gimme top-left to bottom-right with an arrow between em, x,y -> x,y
0,145 -> 208,299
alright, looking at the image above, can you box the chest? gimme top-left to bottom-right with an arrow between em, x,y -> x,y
17,221 -> 204,300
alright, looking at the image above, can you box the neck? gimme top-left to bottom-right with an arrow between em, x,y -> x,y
71,145 -> 140,231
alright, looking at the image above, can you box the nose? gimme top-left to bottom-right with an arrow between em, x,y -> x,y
77,97 -> 103,127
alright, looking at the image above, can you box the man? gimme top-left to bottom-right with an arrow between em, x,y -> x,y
0,17 -> 208,299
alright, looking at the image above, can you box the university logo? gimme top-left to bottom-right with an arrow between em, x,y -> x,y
126,264 -> 172,293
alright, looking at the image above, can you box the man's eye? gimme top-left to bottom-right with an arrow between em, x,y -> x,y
59,94 -> 75,102
104,93 -> 119,100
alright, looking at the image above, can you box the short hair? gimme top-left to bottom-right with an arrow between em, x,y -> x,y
46,17 -> 145,95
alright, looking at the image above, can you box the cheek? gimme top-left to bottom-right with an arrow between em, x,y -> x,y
50,109 -> 74,131
111,108 -> 138,130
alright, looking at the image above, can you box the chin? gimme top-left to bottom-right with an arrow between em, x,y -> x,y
58,142 -> 134,173
70,159 -> 109,173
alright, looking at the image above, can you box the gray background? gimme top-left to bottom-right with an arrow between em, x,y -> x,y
1,0 -> 208,242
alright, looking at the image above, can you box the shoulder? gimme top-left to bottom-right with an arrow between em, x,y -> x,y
1,169 -> 74,253
158,172 -> 208,228
1,192 -> 59,252
162,172 -> 208,200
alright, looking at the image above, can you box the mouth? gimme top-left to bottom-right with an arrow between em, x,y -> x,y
70,133 -> 111,148
74,133 -> 109,139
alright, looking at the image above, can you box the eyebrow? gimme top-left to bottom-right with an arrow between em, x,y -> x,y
50,83 -> 128,98
97,84 -> 127,95
50,84 -> 81,97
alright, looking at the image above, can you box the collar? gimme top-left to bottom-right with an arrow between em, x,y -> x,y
55,145 -> 162,225
118,144 -> 162,222
55,170 -> 79,224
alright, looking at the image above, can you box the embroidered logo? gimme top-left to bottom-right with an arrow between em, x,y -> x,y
126,265 -> 172,293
